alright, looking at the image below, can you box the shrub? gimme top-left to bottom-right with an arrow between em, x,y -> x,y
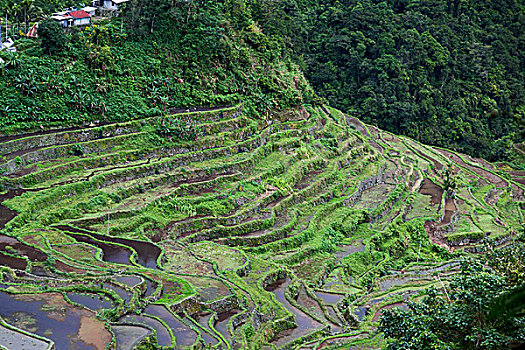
39,20 -> 67,55
154,116 -> 201,142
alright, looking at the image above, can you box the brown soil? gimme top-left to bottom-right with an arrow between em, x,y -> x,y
76,315 -> 112,349
0,251 -> 27,270
369,140 -> 384,153
418,178 -> 443,206
514,178 -> 525,185
347,117 -> 370,137
372,302 -> 407,322
0,235 -> 47,262
55,260 -> 97,275
440,198 -> 457,226
424,221 -> 450,250
294,170 -> 325,190
411,147 -> 443,170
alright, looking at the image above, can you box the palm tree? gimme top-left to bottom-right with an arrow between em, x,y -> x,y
28,1 -> 44,24
20,0 -> 35,32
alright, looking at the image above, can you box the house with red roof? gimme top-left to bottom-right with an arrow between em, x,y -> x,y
51,9 -> 91,27
69,10 -> 91,26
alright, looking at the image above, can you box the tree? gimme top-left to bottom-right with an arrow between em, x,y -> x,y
39,19 -> 66,54
380,258 -> 525,350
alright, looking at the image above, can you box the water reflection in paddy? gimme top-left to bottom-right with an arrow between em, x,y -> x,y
315,291 -> 343,305
65,232 -> 134,266
266,278 -> 322,346
145,305 -> 197,347
116,275 -> 142,287
215,309 -> 240,341
103,282 -> 132,303
55,225 -> 160,269
120,314 -> 172,347
112,324 -> 152,350
186,314 -> 218,346
67,292 -> 114,310
0,291 -> 111,349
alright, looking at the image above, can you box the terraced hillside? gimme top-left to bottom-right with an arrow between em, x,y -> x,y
0,105 -> 523,349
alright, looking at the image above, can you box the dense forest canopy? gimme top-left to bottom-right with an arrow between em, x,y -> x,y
250,0 -> 525,160
1,0 -> 523,161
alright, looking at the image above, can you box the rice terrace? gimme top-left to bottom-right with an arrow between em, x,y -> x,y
0,104 -> 523,349
1,0 -> 525,349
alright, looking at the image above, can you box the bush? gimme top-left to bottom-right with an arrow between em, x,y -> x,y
39,20 -> 67,55
154,116 -> 201,142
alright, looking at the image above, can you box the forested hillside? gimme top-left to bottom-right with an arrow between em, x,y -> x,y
1,0 -> 523,163
251,0 -> 525,160
0,1 -> 314,133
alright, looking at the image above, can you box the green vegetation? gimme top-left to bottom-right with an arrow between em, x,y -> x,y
1,103 -> 523,348
0,1 -> 524,349
0,1 -> 314,133
251,0 -> 525,161
380,246 -> 525,350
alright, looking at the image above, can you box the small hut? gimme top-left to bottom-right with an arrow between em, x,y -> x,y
69,10 -> 91,26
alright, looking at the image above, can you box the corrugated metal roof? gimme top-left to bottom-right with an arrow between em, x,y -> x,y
69,10 -> 91,19
51,15 -> 71,20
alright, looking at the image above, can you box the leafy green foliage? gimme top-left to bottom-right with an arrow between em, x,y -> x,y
252,0 -> 525,160
154,116 -> 200,142
320,226 -> 345,253
39,19 -> 67,54
0,2 -> 314,133
380,258 -> 525,350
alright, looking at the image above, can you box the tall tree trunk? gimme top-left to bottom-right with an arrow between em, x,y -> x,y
150,15 -> 155,34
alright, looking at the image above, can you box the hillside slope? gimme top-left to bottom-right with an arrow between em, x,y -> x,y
0,105 -> 523,349
252,0 -> 525,160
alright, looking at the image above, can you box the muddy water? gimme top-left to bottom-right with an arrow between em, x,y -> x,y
193,313 -> 219,346
116,275 -> 142,287
144,305 -> 197,347
0,291 -> 111,349
315,291 -> 343,305
0,190 -> 27,229
103,282 -> 132,303
65,231 -> 134,266
0,231 -> 50,271
215,309 -> 240,341
419,178 -> 443,206
354,306 -> 367,321
144,278 -> 156,297
0,251 -> 27,270
119,314 -> 172,347
67,292 -> 114,310
0,235 -> 47,262
266,278 -> 322,346
56,225 -> 160,269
